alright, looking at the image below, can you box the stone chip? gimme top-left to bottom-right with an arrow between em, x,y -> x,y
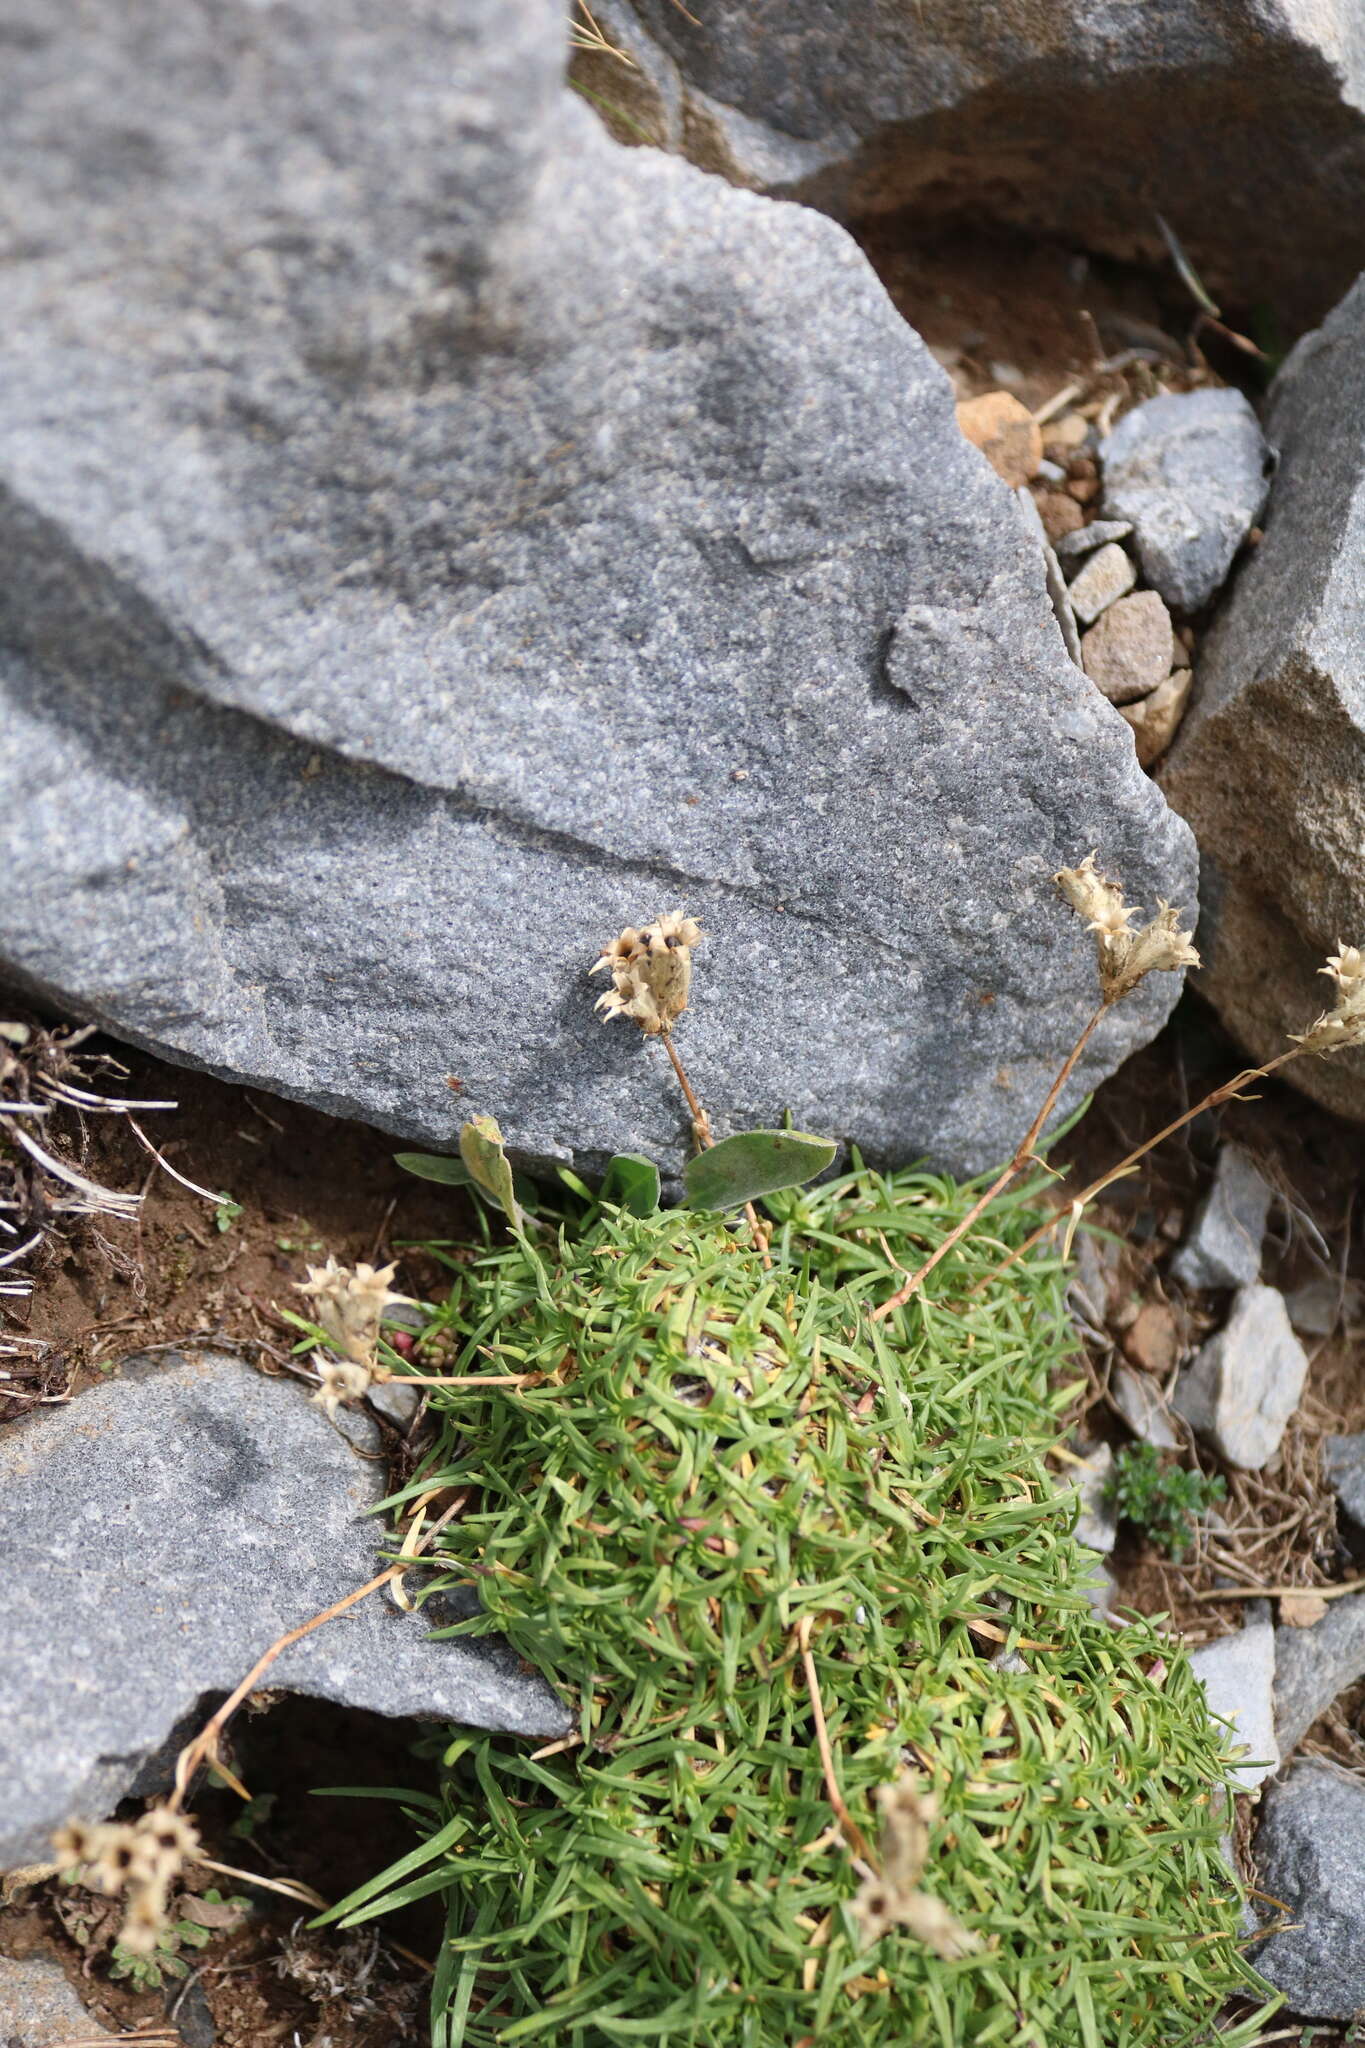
1172,1283 -> 1308,1469
1081,590 -> 1175,703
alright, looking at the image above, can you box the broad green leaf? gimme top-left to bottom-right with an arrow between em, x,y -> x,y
394,1151 -> 474,1187
459,1115 -> 523,1230
683,1130 -> 836,1211
599,1153 -> 661,1217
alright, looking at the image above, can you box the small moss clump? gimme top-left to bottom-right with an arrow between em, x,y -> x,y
323,1165 -> 1273,2047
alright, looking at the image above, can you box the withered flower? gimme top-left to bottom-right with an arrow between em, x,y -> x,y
1292,942 -> 1365,1054
591,912 -> 703,1037
852,1772 -> 981,1958
311,1353 -> 374,1416
297,1257 -> 414,1364
1055,854 -> 1199,1003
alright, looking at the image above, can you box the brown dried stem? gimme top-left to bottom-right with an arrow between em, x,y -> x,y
169,1494 -> 468,1810
973,1045 -> 1302,1295
872,1003 -> 1107,1323
796,1615 -> 876,1874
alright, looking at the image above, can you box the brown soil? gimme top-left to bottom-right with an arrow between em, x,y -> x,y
1,1002 -> 477,1424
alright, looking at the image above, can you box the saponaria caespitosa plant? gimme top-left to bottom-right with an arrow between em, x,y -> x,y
76,864 -> 1359,2038
289,867 -> 1365,2048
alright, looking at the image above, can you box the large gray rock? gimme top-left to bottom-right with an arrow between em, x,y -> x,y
0,0 -> 1195,1180
0,1353 -> 568,1868
1165,276 -> 1365,1129
1099,391 -> 1273,616
1254,1761 -> 1365,2018
585,0 -> 1365,322
1275,1594 -> 1365,1756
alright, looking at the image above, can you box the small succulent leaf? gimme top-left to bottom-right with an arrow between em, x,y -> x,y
684,1130 -> 836,1211
459,1116 -> 523,1229
600,1153 -> 661,1217
393,1151 -> 475,1187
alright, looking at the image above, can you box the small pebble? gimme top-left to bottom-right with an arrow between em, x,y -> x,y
1067,541 -> 1137,625
1033,489 -> 1084,542
1036,457 -> 1067,484
955,391 -> 1042,487
1190,1612 -> 1279,1793
1119,667 -> 1194,767
1055,518 -> 1134,563
1044,410 -> 1091,452
1082,590 -> 1174,701
1121,1300 -> 1181,1377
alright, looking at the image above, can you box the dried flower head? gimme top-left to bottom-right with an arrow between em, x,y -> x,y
52,1806 -> 197,1954
1292,941 -> 1365,1055
1055,854 -> 1199,1003
296,1257 -> 414,1364
591,913 -> 703,1036
311,1353 -> 374,1415
852,1772 -> 981,1959
135,1805 -> 199,1881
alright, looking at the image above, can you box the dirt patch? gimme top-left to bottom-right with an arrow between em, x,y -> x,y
0,998 -> 477,1424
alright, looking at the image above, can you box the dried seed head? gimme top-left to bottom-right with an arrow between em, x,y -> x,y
135,1805 -> 199,1883
1292,941 -> 1365,1055
851,1771 -> 981,1958
297,1257 -> 414,1364
311,1354 -> 374,1415
1055,855 -> 1199,1003
118,1878 -> 172,1955
591,912 -> 703,1036
88,1823 -> 142,1897
52,1818 -> 100,1868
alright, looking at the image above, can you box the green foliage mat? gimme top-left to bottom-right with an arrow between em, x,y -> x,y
320,1164 -> 1274,2047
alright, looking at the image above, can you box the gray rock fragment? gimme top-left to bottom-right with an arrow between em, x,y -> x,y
1171,1145 -> 1274,1291
1101,389 -> 1273,612
1275,1594 -> 1365,1756
1110,1362 -> 1181,1449
0,1953 -> 116,2044
0,1353 -> 568,1866
1173,1283 -> 1308,1469
1285,1275 -> 1365,1337
1055,519 -> 1133,562
1190,1611 -> 1278,1791
1254,1761 -> 1365,2018
367,1377 -> 426,1432
1016,486 -> 1081,665
1067,1441 -> 1117,1554
1323,1433 -> 1365,1525
0,0 -> 1198,1182
1066,541 -> 1136,626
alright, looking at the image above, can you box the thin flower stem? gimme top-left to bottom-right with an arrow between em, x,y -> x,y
661,1029 -> 770,1260
872,1003 -> 1107,1322
661,1030 -> 712,1146
973,1046 -> 1303,1294
384,1372 -> 531,1387
168,1493 -> 469,1810
796,1615 -> 876,1875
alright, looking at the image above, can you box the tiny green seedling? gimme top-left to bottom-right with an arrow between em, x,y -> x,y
1106,1442 -> 1226,1561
